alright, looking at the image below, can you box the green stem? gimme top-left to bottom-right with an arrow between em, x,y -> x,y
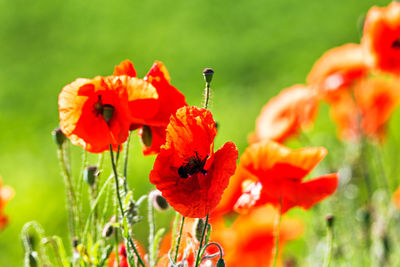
57,145 -> 79,242
323,227 -> 334,267
174,216 -> 186,263
272,199 -> 282,267
195,214 -> 209,267
203,82 -> 210,109
123,132 -> 132,193
148,192 -> 155,267
109,144 -> 146,267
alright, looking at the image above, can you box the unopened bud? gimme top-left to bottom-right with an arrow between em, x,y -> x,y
84,166 -> 98,186
203,68 -> 214,84
150,190 -> 169,211
27,252 -> 38,267
72,238 -> 79,248
326,214 -> 335,228
141,125 -> 153,147
102,104 -> 114,124
216,258 -> 226,267
52,128 -> 66,148
102,222 -> 114,238
195,218 -> 211,242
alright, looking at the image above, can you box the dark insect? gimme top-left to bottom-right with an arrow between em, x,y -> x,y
178,152 -> 208,179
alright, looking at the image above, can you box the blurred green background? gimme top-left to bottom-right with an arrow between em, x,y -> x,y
0,0 -> 393,265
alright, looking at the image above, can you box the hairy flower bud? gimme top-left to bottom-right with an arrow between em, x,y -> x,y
150,190 -> 169,211
102,222 -> 114,238
216,258 -> 226,267
52,128 -> 66,148
203,68 -> 214,84
84,166 -> 98,186
141,125 -> 153,147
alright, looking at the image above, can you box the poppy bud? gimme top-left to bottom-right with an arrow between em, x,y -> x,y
195,218 -> 211,242
150,190 -> 169,211
203,68 -> 214,84
141,125 -> 153,147
102,222 -> 114,238
326,214 -> 335,228
102,104 -> 114,124
52,128 -> 66,148
27,252 -> 38,267
72,238 -> 79,248
216,258 -> 225,267
84,166 -> 98,186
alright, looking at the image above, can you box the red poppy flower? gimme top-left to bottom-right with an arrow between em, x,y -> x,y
150,106 -> 238,218
211,205 -> 303,267
113,60 -> 187,155
107,243 -> 146,267
307,44 -> 368,102
362,2 -> 400,74
59,75 -> 159,153
232,140 -> 338,214
329,75 -> 400,141
248,85 -> 318,144
0,178 -> 14,230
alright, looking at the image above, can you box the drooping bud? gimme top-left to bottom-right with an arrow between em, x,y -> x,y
27,252 -> 38,267
141,125 -> 153,147
326,214 -> 335,228
52,128 -> 66,148
195,218 -> 205,242
84,166 -> 98,186
102,104 -> 114,124
203,68 -> 214,84
150,190 -> 169,211
216,258 -> 226,267
102,222 -> 114,238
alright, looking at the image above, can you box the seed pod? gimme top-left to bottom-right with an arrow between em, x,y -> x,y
203,68 -> 214,84
102,104 -> 114,124
141,125 -> 153,147
150,190 -> 169,211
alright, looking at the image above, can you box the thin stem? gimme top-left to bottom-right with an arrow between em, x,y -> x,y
123,132 -> 132,193
170,213 -> 181,259
201,242 -> 224,259
272,198 -> 282,267
195,214 -> 209,267
174,216 -> 186,263
148,192 -> 155,267
109,144 -> 146,267
323,226 -> 334,267
203,82 -> 210,109
57,145 -> 79,241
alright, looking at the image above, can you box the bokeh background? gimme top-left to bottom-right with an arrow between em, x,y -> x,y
0,0 -> 393,265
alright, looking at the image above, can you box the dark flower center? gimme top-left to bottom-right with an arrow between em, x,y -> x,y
94,95 -> 114,125
178,152 -> 208,178
392,38 -> 400,49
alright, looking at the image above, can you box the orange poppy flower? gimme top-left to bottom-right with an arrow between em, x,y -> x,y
107,243 -> 146,267
211,205 -> 303,267
59,75 -> 158,153
329,75 -> 400,141
307,43 -> 368,101
0,178 -> 14,230
362,2 -> 400,74
113,60 -> 187,155
232,140 -> 338,214
248,85 -> 318,144
150,106 -> 238,218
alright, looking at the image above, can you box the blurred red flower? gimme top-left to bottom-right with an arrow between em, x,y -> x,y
59,75 -> 158,153
113,60 -> 187,155
329,75 -> 400,141
307,43 -> 368,102
362,1 -> 400,74
211,205 -> 303,267
232,140 -> 338,214
0,178 -> 14,230
150,106 -> 238,218
248,85 -> 318,144
107,243 -> 146,267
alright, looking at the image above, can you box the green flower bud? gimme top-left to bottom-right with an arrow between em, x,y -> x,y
141,125 -> 153,147
150,190 -> 169,211
203,68 -> 214,84
326,214 -> 335,228
216,258 -> 226,267
84,166 -> 98,186
52,128 -> 66,148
